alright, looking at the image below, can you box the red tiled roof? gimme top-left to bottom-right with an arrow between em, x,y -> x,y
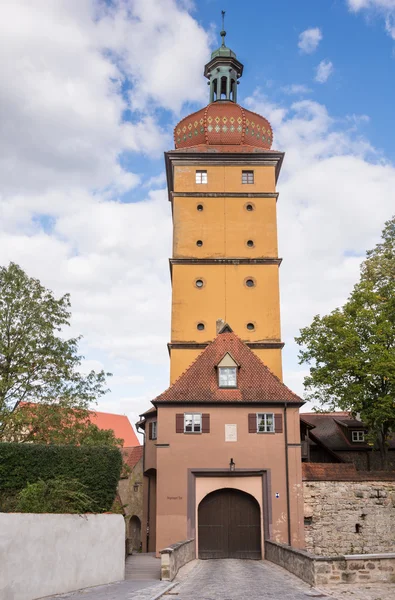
154,331 -> 302,405
88,411 -> 139,447
303,463 -> 395,482
122,445 -> 143,469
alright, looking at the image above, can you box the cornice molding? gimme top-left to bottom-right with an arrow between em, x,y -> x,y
171,192 -> 279,200
165,150 -> 284,202
167,340 -> 284,354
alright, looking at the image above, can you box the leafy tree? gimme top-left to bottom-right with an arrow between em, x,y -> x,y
16,477 -> 97,513
296,216 -> 395,468
0,263 -> 119,445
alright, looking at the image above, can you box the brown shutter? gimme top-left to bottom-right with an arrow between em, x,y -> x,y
274,414 -> 283,433
176,413 -> 184,433
202,414 -> 210,433
148,422 -> 153,440
248,413 -> 256,433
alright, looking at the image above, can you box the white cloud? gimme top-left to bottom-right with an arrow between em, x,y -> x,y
282,84 -> 312,95
0,0 -> 211,417
315,60 -> 334,83
347,0 -> 395,38
298,28 -> 323,54
244,92 -> 395,399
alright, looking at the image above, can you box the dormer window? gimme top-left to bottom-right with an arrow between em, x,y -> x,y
352,430 -> 365,442
219,367 -> 237,388
217,351 -> 239,388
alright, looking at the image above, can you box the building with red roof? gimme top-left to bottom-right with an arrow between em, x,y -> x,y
137,28 -> 305,560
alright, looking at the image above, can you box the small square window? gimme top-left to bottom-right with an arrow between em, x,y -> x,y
352,430 -> 365,442
218,367 -> 237,388
184,413 -> 202,433
242,170 -> 254,184
196,170 -> 208,184
257,413 -> 274,433
151,421 -> 157,440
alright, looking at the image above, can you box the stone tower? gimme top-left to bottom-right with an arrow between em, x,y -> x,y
165,27 -> 284,384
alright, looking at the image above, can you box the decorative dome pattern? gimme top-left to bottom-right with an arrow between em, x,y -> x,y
174,102 -> 273,150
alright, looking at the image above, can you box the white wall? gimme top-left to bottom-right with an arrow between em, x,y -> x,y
0,513 -> 125,600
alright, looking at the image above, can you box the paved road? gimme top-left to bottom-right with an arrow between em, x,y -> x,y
172,559 -> 324,599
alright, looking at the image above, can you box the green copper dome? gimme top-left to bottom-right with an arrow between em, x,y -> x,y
211,41 -> 237,60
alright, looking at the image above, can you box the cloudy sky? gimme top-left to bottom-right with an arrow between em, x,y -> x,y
1,0 -> 395,431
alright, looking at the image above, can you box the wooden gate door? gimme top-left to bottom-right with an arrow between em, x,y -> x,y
198,488 -> 261,559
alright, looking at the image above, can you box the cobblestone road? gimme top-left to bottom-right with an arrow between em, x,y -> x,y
171,559 -> 325,599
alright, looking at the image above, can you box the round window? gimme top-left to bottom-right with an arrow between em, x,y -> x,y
197,204 -> 204,211
195,279 -> 204,288
196,240 -> 203,247
247,323 -> 255,331
247,240 -> 254,247
245,278 -> 255,288
245,203 -> 254,211
197,323 -> 205,331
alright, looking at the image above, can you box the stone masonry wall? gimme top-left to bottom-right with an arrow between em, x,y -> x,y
304,480 -> 395,556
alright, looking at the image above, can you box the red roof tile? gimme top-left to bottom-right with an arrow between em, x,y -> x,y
154,331 -> 302,405
88,411 -> 139,447
303,463 -> 395,482
122,445 -> 143,469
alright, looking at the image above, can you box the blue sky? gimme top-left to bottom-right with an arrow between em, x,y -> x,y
1,0 -> 394,431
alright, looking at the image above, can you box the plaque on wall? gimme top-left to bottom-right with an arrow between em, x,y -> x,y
225,424 -> 237,442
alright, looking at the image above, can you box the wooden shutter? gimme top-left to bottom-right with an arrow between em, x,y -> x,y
148,422 -> 153,440
202,414 -> 210,433
176,413 -> 184,433
248,413 -> 256,433
274,414 -> 283,433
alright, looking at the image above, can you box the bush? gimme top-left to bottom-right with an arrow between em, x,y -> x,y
0,443 -> 122,512
16,477 -> 97,513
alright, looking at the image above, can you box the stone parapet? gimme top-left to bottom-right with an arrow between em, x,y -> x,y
265,541 -> 395,586
160,539 -> 195,581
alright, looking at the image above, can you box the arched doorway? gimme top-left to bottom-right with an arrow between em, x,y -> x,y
129,515 -> 141,551
198,488 -> 261,559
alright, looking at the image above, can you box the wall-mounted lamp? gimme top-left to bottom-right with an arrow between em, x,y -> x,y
229,458 -> 235,472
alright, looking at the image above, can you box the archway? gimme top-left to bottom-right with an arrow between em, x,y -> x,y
198,488 -> 261,559
129,515 -> 141,551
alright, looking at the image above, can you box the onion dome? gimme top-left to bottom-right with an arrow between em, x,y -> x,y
173,12 -> 273,151
174,101 -> 273,150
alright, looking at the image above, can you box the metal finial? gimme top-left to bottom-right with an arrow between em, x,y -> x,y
220,10 -> 226,46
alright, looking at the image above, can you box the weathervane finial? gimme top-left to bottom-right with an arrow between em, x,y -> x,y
220,10 -> 226,47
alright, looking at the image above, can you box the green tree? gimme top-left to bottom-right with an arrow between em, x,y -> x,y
0,263 -> 119,445
16,477 -> 97,513
296,217 -> 395,468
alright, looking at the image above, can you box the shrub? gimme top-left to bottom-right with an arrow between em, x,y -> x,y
0,443 -> 122,512
16,477 -> 96,513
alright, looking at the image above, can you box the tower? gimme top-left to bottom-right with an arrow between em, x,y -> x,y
165,26 -> 285,384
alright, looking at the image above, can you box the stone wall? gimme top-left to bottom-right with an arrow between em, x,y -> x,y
303,480 -> 395,556
0,513 -> 125,600
265,541 -> 395,586
160,539 -> 195,581
118,455 -> 143,552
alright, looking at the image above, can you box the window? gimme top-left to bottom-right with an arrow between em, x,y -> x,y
246,322 -> 255,331
197,204 -> 204,211
242,170 -> 254,184
245,203 -> 254,211
257,413 -> 275,433
151,421 -> 157,440
184,413 -> 202,433
197,322 -> 205,331
218,367 -> 237,388
196,240 -> 203,247
196,170 -> 208,184
247,240 -> 254,247
195,279 -> 204,288
245,278 -> 255,288
352,430 -> 365,442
